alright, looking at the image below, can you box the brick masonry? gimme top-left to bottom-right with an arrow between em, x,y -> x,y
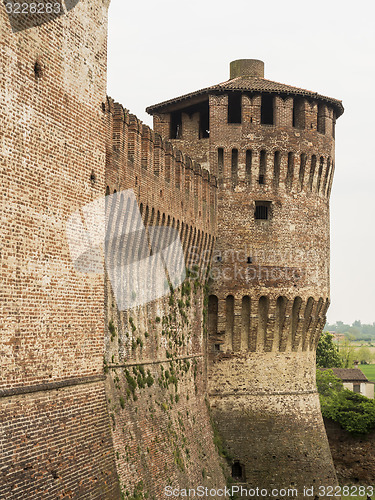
0,1 -> 120,497
0,2 -> 351,497
149,59 -> 344,498
324,418 -> 375,486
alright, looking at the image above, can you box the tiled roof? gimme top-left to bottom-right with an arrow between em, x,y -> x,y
320,368 -> 369,382
146,76 -> 344,117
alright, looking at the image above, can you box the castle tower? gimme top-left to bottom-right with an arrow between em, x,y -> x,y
147,60 -> 344,497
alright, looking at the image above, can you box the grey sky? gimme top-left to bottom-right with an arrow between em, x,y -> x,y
107,0 -> 375,325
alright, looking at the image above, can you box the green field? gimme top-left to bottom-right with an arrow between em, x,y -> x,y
359,364 -> 375,382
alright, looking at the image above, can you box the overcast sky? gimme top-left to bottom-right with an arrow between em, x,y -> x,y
107,0 -> 375,325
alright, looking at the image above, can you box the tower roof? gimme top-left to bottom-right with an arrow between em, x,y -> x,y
146,59 -> 344,117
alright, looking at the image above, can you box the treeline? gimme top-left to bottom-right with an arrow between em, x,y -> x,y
324,320 -> 375,341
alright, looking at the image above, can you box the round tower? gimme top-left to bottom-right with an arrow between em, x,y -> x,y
147,60 -> 344,498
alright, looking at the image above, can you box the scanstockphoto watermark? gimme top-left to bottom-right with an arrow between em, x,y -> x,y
3,0 -> 80,32
66,190 -> 186,311
186,246 -> 318,283
164,485 -> 300,498
164,485 -> 375,498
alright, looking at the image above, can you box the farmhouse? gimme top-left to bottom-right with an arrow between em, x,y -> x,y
327,368 -> 374,399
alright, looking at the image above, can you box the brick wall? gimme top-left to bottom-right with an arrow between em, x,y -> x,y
324,418 -> 375,485
0,1 -> 119,497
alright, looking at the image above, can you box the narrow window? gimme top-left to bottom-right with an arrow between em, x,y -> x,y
293,98 -> 305,129
261,94 -> 274,125
254,201 -> 271,220
199,102 -> 210,138
308,155 -> 316,191
228,93 -> 242,124
170,111 -> 182,139
231,149 -> 238,189
245,150 -> 252,184
218,148 -> 224,180
298,153 -> 306,191
273,151 -> 281,188
259,150 -> 266,185
317,157 -> 324,193
353,384 -> 361,394
317,103 -> 325,134
232,462 -> 243,480
286,152 -> 294,190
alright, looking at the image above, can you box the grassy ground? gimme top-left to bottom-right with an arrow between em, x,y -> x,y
359,364 -> 375,382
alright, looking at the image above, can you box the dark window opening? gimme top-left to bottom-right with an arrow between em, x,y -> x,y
105,185 -> 110,196
317,103 -> 326,134
259,175 -> 265,184
170,111 -> 182,139
255,202 -> 271,220
228,93 -> 242,123
246,150 -> 252,184
34,60 -> 43,79
232,149 -> 238,189
261,94 -> 274,125
214,344 -> 220,352
232,462 -> 243,480
293,98 -> 305,129
218,148 -> 224,179
199,102 -> 210,138
273,151 -> 281,188
353,384 -> 360,394
247,257 -> 253,264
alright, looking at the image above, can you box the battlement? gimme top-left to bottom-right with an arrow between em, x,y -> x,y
213,147 -> 334,198
105,98 -> 217,241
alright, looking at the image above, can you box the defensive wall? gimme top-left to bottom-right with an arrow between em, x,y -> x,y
0,0 -> 120,498
103,99 -> 228,497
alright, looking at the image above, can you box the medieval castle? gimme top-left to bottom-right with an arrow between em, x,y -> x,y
0,1 -> 344,498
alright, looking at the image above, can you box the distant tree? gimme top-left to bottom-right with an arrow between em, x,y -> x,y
316,331 -> 343,368
356,346 -> 374,364
338,339 -> 357,368
353,320 -> 362,329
